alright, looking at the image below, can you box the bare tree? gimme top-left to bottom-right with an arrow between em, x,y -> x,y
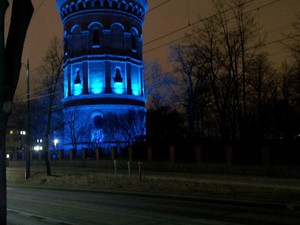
102,110 -> 146,146
170,0 -> 262,140
246,53 -> 277,139
39,37 -> 64,176
284,13 -> 300,66
272,62 -> 300,138
170,44 -> 211,138
0,1 -> 33,224
144,61 -> 173,110
64,107 -> 88,152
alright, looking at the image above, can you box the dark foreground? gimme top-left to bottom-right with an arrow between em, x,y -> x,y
7,187 -> 300,225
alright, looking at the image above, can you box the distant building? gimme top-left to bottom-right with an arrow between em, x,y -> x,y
6,123 -> 23,160
56,0 -> 148,151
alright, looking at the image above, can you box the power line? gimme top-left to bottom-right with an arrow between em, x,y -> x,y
35,0 -> 47,13
147,0 -> 171,14
144,0 -> 254,47
15,90 -> 63,103
144,0 -> 286,54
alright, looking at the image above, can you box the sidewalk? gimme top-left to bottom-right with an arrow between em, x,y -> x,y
7,166 -> 300,206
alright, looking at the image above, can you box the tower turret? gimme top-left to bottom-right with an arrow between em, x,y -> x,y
56,0 -> 148,150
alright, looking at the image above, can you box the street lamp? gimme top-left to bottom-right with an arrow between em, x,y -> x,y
34,145 -> 42,161
22,60 -> 30,180
33,145 -> 43,151
54,139 -> 59,149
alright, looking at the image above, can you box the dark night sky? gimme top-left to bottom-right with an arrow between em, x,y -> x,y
5,0 -> 300,97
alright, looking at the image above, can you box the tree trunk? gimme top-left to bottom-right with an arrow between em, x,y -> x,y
0,2 -> 9,224
0,1 -> 33,224
44,108 -> 52,176
5,0 -> 34,101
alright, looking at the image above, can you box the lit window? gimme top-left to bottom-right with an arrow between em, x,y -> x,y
75,70 -> 81,84
9,130 -> 13,135
114,68 -> 123,83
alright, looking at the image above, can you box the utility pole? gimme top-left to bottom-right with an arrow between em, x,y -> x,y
25,59 -> 30,180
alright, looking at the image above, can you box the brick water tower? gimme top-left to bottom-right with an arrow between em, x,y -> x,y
56,0 -> 148,152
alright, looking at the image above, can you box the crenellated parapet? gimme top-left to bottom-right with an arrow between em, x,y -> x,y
56,0 -> 148,21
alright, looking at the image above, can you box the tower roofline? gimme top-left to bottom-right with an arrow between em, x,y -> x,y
57,0 -> 148,21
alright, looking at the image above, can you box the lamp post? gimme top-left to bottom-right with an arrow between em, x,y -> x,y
35,139 -> 43,161
22,60 -> 30,180
53,138 -> 58,159
54,139 -> 58,149
19,130 -> 26,159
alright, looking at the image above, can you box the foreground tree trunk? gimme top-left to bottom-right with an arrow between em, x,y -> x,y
0,1 -> 33,224
0,2 -> 9,224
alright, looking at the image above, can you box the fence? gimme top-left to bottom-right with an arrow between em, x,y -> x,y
7,139 -> 300,166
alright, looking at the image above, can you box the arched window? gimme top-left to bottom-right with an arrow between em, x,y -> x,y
131,35 -> 137,51
75,69 -> 81,84
114,68 -> 123,82
92,29 -> 100,46
111,23 -> 124,50
130,27 -> 139,52
64,38 -> 68,56
73,68 -> 82,96
91,113 -> 104,144
112,1 -> 118,9
94,115 -> 103,129
71,25 -> 82,54
88,22 -> 103,48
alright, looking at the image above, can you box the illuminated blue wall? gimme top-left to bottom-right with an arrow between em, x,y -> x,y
57,0 -> 148,150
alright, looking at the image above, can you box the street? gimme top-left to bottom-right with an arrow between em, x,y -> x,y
7,187 -> 300,225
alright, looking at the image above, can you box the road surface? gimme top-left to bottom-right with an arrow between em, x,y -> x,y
7,187 -> 300,225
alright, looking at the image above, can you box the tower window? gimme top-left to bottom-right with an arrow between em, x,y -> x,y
75,70 -> 81,84
114,68 -> 123,82
111,23 -> 124,50
92,29 -> 100,46
131,35 -> 137,51
64,38 -> 68,56
94,115 -> 103,129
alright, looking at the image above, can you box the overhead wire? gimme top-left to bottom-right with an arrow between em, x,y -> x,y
34,0 -> 47,16
143,0 -> 288,55
15,90 -> 63,103
143,0 -> 254,47
147,0 -> 171,14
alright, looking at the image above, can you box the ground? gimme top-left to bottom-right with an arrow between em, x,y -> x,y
6,163 -> 300,205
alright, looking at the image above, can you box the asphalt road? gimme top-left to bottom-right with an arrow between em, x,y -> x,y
7,187 -> 300,225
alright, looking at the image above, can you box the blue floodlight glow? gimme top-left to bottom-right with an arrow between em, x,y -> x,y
113,82 -> 124,94
91,81 -> 104,94
74,83 -> 82,96
57,0 -> 148,151
131,84 -> 140,96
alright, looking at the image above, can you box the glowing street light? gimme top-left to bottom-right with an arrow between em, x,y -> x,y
54,139 -> 59,149
33,145 -> 43,151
